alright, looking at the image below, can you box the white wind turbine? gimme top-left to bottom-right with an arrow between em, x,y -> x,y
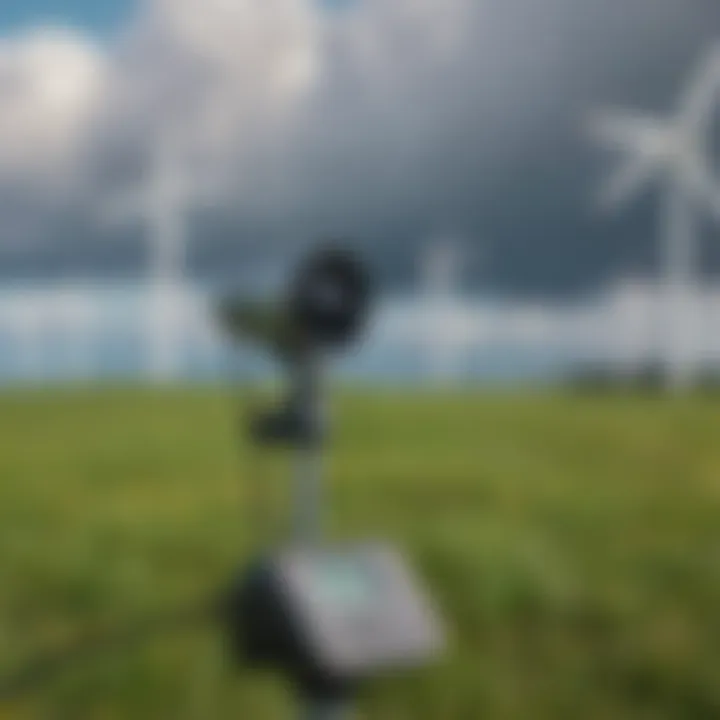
7,291 -> 45,382
419,239 -> 473,383
55,286 -> 98,381
102,133 -> 224,383
587,43 -> 720,393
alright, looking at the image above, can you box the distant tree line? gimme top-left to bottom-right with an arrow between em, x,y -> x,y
566,362 -> 720,395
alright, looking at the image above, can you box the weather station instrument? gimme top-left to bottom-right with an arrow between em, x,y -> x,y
0,243 -> 445,720
218,243 -> 446,719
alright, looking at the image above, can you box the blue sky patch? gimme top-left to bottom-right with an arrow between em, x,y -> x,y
0,0 -> 134,37
0,0 -> 351,38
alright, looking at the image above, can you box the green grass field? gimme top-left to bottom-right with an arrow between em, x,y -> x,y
0,388 -> 719,719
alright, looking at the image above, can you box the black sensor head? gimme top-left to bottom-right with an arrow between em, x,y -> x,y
216,243 -> 372,358
289,244 -> 371,351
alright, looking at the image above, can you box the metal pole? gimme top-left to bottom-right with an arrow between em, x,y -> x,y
662,180 -> 695,394
294,444 -> 323,545
291,351 -> 324,545
291,351 -> 356,720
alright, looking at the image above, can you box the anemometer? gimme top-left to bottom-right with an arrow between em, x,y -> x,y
219,244 -> 445,719
0,244 -> 445,719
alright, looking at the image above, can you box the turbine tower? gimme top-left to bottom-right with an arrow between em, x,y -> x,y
420,238 -> 468,383
102,133 -> 223,383
587,43 -> 720,393
54,287 -> 97,381
7,293 -> 44,383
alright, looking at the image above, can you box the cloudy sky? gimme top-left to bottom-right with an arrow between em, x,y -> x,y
0,0 -> 717,296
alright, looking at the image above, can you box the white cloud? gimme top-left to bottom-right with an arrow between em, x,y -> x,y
0,27 -> 105,193
105,0 -> 320,152
0,0 -> 328,207
0,0 -> 597,248
34,0 -> 497,233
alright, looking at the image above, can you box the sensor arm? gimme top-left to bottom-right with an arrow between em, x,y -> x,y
218,299 -> 310,360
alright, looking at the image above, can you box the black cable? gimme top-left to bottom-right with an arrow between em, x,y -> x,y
0,348 -> 275,703
0,353 -> 249,703
0,592 -> 224,702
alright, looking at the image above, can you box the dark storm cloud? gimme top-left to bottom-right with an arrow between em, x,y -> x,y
0,0 -> 717,297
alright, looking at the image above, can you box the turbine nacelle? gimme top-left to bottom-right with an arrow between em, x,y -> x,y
587,42 -> 720,217
588,113 -> 716,212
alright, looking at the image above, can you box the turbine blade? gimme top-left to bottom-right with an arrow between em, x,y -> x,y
678,42 -> 720,131
586,109 -> 667,153
685,160 -> 720,222
595,157 -> 659,211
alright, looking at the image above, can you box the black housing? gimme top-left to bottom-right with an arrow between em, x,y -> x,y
224,544 -> 444,703
216,244 -> 372,358
288,244 -> 371,351
224,559 -> 356,703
